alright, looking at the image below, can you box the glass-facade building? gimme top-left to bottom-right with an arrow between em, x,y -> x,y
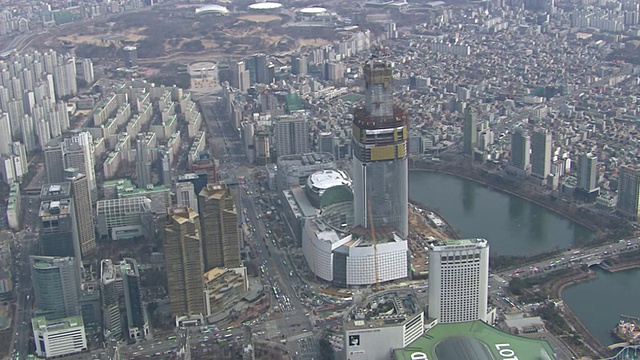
352,59 -> 408,239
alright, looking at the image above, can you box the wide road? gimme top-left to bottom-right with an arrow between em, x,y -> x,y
10,194 -> 40,360
497,237 -> 640,282
201,98 -> 315,355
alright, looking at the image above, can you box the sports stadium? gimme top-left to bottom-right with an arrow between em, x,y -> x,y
247,2 -> 283,12
194,4 -> 230,15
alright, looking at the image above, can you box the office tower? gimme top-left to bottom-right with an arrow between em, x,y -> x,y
275,115 -> 309,156
100,259 -> 122,341
65,168 -> 96,255
352,59 -> 409,238
255,54 -> 269,84
0,112 -> 11,155
30,256 -> 81,320
577,152 -> 599,193
123,46 -> 138,68
291,54 -> 308,75
120,258 -> 149,341
531,129 -> 552,180
164,208 -> 206,318
510,128 -> 531,173
318,131 -> 335,157
244,55 -> 257,84
428,239 -> 490,323
254,130 -> 270,165
230,60 -> 250,92
44,140 -> 65,183
176,181 -> 199,213
135,133 -> 153,187
198,183 -> 240,270
38,195 -> 82,264
32,316 -> 87,358
44,132 -> 97,199
462,107 -> 477,156
617,165 -> 640,221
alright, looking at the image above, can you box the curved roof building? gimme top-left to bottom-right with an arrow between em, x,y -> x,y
195,4 -> 230,15
299,6 -> 327,14
305,170 -> 352,208
248,2 -> 283,11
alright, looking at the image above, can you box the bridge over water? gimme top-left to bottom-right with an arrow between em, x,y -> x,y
602,345 -> 640,360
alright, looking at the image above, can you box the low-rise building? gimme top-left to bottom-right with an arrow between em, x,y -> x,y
203,267 -> 248,317
96,197 -> 153,240
344,291 -> 428,360
32,315 -> 87,358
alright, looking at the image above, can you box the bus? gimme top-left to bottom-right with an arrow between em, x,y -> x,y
167,336 -> 177,340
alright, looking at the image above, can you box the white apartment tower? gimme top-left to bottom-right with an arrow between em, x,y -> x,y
428,238 -> 490,324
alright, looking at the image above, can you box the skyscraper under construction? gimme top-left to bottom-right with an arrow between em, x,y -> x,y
352,59 -> 408,239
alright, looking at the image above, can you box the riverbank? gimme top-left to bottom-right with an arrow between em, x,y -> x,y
408,200 -> 461,239
552,258 -> 640,358
409,160 -> 629,240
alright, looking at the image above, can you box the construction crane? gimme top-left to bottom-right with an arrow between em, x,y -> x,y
368,201 -> 380,292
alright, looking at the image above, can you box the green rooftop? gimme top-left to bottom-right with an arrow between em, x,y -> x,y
285,93 -> 305,112
32,315 -> 84,331
394,321 -> 555,360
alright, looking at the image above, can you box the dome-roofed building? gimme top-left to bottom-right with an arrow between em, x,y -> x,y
195,4 -> 230,15
305,169 -> 352,208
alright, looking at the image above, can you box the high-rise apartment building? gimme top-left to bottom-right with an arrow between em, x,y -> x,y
428,239 -> 490,323
120,258 -> 149,341
577,152 -> 599,195
100,259 -> 122,341
176,181 -> 199,213
164,208 -> 205,318
531,129 -> 552,180
352,59 -> 409,238
30,256 -> 81,320
274,115 -> 309,156
198,183 -> 240,270
617,165 -> 640,221
135,133 -> 153,187
65,168 -> 96,255
510,128 -> 531,175
462,108 -> 477,156
0,112 -> 11,155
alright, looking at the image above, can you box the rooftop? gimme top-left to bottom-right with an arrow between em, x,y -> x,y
429,238 -> 488,250
39,182 -> 71,198
278,152 -> 334,167
39,199 -> 71,217
32,315 -> 84,331
346,291 -> 422,330
394,321 -> 555,360
307,170 -> 352,191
